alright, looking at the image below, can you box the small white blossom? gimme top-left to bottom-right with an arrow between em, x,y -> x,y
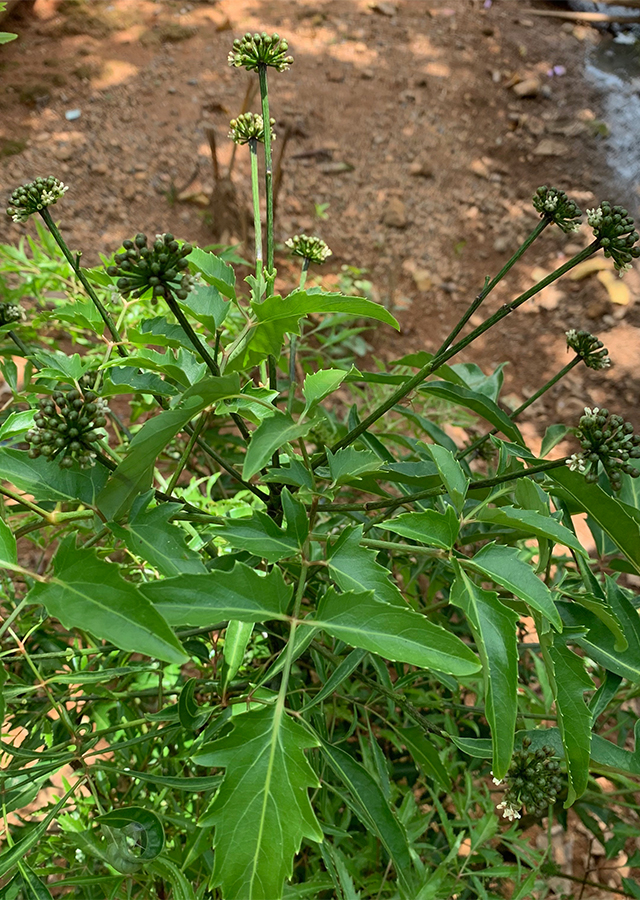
587,207 -> 603,228
544,195 -> 559,212
566,221 -> 581,233
496,800 -> 522,821
617,262 -> 633,277
568,453 -> 587,474
75,849 -> 86,864
490,770 -> 503,786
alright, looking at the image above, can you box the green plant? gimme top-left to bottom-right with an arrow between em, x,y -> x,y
1,31 -> 640,900
0,1 -> 17,45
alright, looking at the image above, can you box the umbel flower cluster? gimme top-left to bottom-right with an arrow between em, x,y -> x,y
587,201 -> 640,275
26,386 -> 109,469
532,186 -> 582,234
568,407 -> 640,490
106,233 -> 195,301
228,113 -> 275,145
565,329 -> 611,371
0,301 -> 22,327
493,738 -> 562,821
6,176 -> 68,224
285,234 -> 332,265
228,32 -> 293,72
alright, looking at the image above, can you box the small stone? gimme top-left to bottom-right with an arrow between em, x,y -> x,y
320,161 -> 354,174
64,108 -> 81,121
533,138 -> 569,156
470,158 -> 490,179
91,161 -> 108,175
382,197 -> 407,229
512,78 -> 541,98
409,158 -> 435,178
493,236 -> 511,253
326,71 -> 345,83
361,69 -> 375,80
371,1 -> 397,16
411,269 -> 434,291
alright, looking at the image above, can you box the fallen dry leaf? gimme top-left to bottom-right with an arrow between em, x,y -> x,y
597,269 -> 630,305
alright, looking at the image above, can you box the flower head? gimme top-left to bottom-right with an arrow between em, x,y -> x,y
228,32 -> 293,73
106,232 -> 195,301
285,234 -> 332,265
496,800 -> 522,821
27,384 -> 108,469
566,329 -> 611,370
569,406 -> 640,491
228,112 -> 276,145
0,301 -> 23,327
494,737 -> 561,821
532,186 -> 582,234
587,200 -> 640,274
6,176 -> 68,224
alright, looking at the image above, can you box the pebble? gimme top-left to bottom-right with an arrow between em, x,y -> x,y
409,159 -> 435,178
533,138 -> 569,156
371,1 -> 397,16
65,109 -> 81,121
512,78 -> 541,99
382,197 -> 408,228
91,162 -> 108,175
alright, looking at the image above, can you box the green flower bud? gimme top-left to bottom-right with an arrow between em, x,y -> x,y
228,112 -> 276,145
228,32 -> 293,73
587,201 -> 640,274
6,176 -> 68,224
285,233 -> 332,265
106,232 -> 197,302
532,186 -> 582,233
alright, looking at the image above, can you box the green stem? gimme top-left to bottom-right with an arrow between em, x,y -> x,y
166,410 -> 208,496
320,241 -> 599,463
457,355 -> 582,461
258,64 -> 274,276
287,260 -> 309,415
249,137 -> 263,283
7,330 -> 40,368
435,218 -> 549,356
39,208 -> 126,357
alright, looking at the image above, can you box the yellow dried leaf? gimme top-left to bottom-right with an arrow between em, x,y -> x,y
597,269 -> 629,305
569,257 -> 611,280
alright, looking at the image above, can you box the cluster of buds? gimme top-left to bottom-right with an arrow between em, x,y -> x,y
285,234 -> 332,265
532,186 -> 582,234
587,201 -> 640,275
26,385 -> 108,468
106,233 -> 195,302
228,112 -> 275,145
566,329 -> 611,371
568,407 -> 640,490
493,738 -> 562,821
6,176 -> 68,224
0,301 -> 22,327
228,32 -> 293,72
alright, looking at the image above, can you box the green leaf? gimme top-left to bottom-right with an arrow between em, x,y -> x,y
102,366 -> 179,398
0,785 -> 75,878
127,316 -> 192,349
327,526 -> 405,607
303,648 -> 367,710
450,361 -> 506,402
254,288 -> 399,330
474,506 -> 587,556
28,538 -> 188,665
451,568 -> 519,780
148,859 -> 196,900
395,726 -> 452,791
282,488 -> 309,547
193,706 -> 322,900
463,543 -> 562,630
98,374 -> 240,519
419,382 -> 523,444
310,588 -> 480,676
557,600 -> 640,681
384,506 -> 460,551
110,493 -> 206,577
540,424 -> 569,458
326,447 -> 383,486
319,739 -> 413,890
0,448 -> 108,506
221,620 -> 254,691
549,467 -> 640,575
95,807 -> 164,860
0,515 -> 17,567
0,409 -> 35,443
548,643 -> 593,806
17,866 -> 53,900
188,247 -> 236,300
0,33 -> 18,44
210,512 -> 299,563
140,562 -> 292,626
424,445 -> 469,513
178,280 -> 229,331
302,369 -> 348,415
243,412 -> 313,481
178,677 -> 201,729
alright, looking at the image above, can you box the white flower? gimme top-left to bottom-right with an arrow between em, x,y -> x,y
544,195 -> 559,212
586,207 -> 603,228
617,262 -> 632,277
568,453 -> 587,474
490,770 -> 503,786
566,221 -> 581,233
496,800 -> 522,821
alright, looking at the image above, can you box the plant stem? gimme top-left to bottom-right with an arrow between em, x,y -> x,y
7,330 -> 40,367
320,241 -> 599,462
249,137 -> 263,282
457,355 -> 582,460
287,259 -> 309,415
435,218 -> 549,356
39,208 -> 126,357
258,64 -> 274,276
166,410 -> 208,496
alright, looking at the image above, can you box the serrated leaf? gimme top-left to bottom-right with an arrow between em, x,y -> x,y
549,467 -> 640,575
127,315 -> 192,349
475,506 -> 587,556
419,382 -> 523,444
193,706 -> 322,900
327,526 -> 405,607
326,447 -> 383,486
102,366 -> 179,398
303,648 -> 367,710
178,677 -> 200,729
178,280 -> 229,331
17,865 -> 53,900
0,515 -> 17,567
319,739 -> 413,890
98,374 -> 240,519
0,409 -> 36,443
310,588 -> 480,676
210,511 -> 299,563
95,807 -> 164,860
395,726 -> 452,791
188,247 -> 236,300
540,424 -> 569,458
140,562 -> 292,625
548,643 -> 593,806
451,568 -> 519,780
384,506 -> 460,550
254,288 -> 399,330
221,620 -> 254,692
282,488 -> 309,547
27,538 -> 187,665
302,369 -> 348,415
149,859 -> 196,900
424,444 -> 469,513
110,492 -> 206,577
0,448 -> 108,506
243,412 -> 314,481
463,543 -> 562,630
0,786 -> 74,878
